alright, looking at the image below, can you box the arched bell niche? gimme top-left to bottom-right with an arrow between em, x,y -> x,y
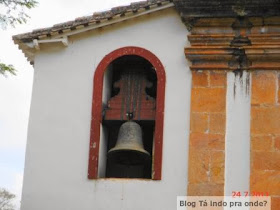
88,47 -> 166,180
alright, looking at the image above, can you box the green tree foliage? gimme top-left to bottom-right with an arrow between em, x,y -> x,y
0,0 -> 37,76
0,0 -> 37,28
0,188 -> 15,210
0,63 -> 16,76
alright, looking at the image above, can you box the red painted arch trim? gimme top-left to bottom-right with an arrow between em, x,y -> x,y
88,46 -> 166,180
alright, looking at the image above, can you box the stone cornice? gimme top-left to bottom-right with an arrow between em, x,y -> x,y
174,0 -> 280,18
183,16 -> 280,71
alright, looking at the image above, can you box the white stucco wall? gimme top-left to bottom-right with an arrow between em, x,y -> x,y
21,8 -> 191,210
225,72 -> 251,197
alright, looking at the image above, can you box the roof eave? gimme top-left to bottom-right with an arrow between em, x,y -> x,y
13,1 -> 174,64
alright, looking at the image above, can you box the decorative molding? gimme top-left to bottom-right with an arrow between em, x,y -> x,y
174,0 -> 280,18
181,17 -> 198,31
184,17 -> 280,71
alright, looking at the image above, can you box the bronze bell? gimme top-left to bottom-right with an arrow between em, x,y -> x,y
108,121 -> 150,166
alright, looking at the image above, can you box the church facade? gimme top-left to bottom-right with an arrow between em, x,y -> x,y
13,0 -> 280,209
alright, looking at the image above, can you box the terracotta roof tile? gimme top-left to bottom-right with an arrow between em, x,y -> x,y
13,0 -> 173,42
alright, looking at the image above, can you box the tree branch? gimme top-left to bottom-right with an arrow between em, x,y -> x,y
0,63 -> 16,76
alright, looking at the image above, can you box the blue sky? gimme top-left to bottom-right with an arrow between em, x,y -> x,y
0,0 -> 139,208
